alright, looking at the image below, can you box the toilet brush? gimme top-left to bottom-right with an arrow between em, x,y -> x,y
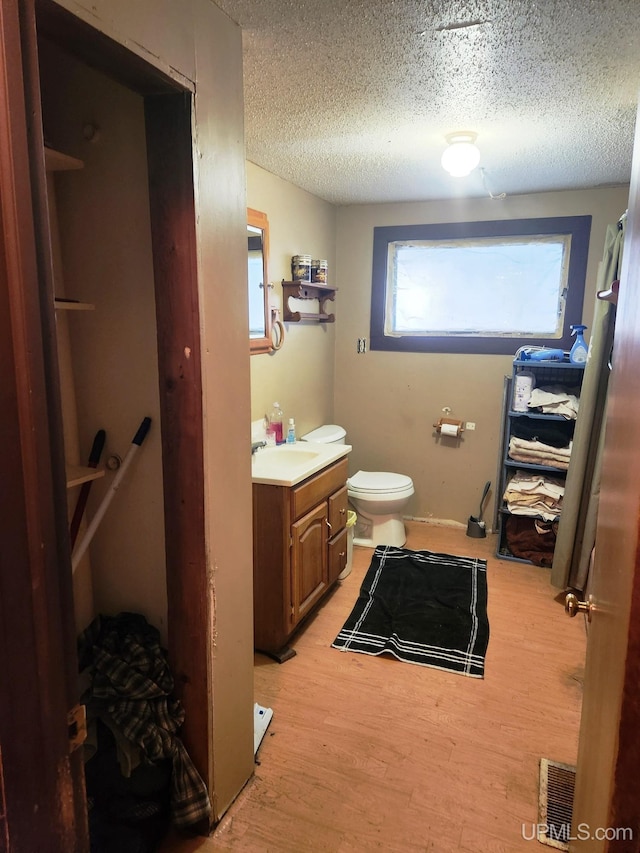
466,480 -> 491,538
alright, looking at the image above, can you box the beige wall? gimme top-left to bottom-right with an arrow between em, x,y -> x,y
40,46 -> 167,642
51,0 -> 253,820
40,42 -> 167,640
334,187 -> 630,527
247,161 -> 337,437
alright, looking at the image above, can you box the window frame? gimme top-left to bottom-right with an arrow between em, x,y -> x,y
369,215 -> 592,355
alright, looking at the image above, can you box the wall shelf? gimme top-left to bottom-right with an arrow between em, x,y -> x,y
66,465 -> 105,489
282,280 -> 337,323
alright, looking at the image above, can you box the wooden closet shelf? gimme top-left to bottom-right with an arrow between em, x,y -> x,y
44,146 -> 84,172
66,465 -> 105,489
54,298 -> 95,311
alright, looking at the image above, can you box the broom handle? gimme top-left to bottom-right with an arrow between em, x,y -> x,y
71,417 -> 151,572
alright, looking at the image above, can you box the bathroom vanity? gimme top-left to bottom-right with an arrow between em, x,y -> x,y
252,450 -> 350,661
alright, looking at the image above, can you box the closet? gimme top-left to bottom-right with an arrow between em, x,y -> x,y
40,38 -> 167,635
31,4 -> 212,826
3,0 -> 253,845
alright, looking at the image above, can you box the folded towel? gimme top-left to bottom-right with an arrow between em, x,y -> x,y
504,470 -> 566,498
528,386 -> 580,419
503,470 -> 564,520
508,437 -> 572,469
510,416 -> 574,448
504,516 -> 558,567
509,436 -> 572,458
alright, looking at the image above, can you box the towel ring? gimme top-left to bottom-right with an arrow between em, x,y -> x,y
271,311 -> 285,351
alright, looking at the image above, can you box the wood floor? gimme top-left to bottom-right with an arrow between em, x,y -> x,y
161,522 -> 586,852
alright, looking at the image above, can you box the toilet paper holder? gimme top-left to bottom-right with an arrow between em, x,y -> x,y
433,417 -> 465,437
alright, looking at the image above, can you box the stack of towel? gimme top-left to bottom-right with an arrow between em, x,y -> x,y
527,385 -> 580,419
504,515 -> 559,567
508,436 -> 572,470
503,470 -> 565,521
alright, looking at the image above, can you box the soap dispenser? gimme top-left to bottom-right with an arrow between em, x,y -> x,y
286,418 -> 296,444
569,324 -> 588,364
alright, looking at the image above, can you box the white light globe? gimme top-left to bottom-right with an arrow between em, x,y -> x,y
441,136 -> 481,177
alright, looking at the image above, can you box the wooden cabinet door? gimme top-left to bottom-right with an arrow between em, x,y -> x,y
328,525 -> 348,585
291,502 -> 328,624
328,485 -> 348,535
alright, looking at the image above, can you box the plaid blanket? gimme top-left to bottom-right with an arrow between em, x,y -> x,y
79,612 -> 211,829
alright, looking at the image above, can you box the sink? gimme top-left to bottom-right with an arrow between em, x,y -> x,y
259,447 -> 320,466
251,441 -> 352,486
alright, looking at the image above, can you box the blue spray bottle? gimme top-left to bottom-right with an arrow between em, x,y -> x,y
569,324 -> 588,364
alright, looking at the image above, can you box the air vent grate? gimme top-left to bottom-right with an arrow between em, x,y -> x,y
538,758 -> 576,850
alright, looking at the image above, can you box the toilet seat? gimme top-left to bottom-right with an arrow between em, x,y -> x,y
347,471 -> 414,494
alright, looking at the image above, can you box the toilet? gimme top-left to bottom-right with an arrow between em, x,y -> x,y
300,424 -> 415,548
346,471 -> 414,547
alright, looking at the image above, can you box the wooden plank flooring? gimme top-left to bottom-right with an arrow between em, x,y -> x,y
161,522 -> 586,852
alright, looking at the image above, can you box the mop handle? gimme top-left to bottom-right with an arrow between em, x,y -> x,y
71,417 -> 151,572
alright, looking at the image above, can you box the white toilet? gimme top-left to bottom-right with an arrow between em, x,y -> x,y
300,424 -> 415,548
346,471 -> 414,547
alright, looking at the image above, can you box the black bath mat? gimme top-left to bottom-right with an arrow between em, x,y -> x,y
332,545 -> 489,677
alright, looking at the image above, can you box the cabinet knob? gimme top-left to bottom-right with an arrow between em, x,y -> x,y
339,508 -> 345,515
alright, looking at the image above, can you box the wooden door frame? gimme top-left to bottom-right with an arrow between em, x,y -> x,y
31,0 -> 211,797
0,0 -> 88,847
144,92 -> 209,784
0,0 -> 211,846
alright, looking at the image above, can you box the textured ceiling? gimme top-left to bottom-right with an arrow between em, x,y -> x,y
212,0 -> 640,205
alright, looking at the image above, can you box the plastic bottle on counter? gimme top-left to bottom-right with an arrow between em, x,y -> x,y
264,414 -> 276,446
569,324 -> 588,364
269,402 -> 284,444
286,418 -> 296,444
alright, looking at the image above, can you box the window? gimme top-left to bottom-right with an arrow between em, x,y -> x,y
370,216 -> 592,354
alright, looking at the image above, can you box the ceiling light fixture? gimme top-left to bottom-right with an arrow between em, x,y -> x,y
441,131 -> 481,177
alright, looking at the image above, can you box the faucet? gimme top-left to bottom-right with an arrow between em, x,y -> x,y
251,440 -> 267,455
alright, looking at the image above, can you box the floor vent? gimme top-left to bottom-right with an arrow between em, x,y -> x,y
538,758 -> 576,850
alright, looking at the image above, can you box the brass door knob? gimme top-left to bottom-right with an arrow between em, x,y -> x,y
565,593 -> 594,622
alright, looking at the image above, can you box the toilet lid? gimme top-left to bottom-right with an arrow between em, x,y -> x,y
347,470 -> 413,493
300,424 -> 346,443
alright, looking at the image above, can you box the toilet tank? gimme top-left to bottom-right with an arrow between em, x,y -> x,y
300,424 -> 346,445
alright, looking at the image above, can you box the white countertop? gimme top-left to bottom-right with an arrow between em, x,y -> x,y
251,441 -> 352,487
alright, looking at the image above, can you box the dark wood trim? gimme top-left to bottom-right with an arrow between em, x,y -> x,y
0,0 -> 88,848
144,93 -> 210,790
370,215 -> 592,355
34,0 -> 189,95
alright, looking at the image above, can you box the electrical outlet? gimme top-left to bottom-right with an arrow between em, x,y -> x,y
466,422 -> 476,431
357,338 -> 367,353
